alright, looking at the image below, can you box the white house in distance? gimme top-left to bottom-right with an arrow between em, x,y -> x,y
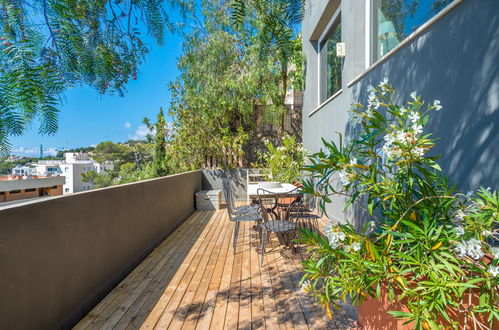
31,152 -> 110,194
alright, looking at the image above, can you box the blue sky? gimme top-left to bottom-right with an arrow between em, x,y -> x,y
10,31 -> 183,157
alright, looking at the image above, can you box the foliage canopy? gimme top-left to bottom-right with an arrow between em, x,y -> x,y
0,0 -> 188,154
167,0 -> 303,171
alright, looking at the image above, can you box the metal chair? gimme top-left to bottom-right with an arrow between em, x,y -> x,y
257,188 -> 298,267
291,191 -> 324,231
223,183 -> 260,252
222,181 -> 259,216
276,186 -> 301,213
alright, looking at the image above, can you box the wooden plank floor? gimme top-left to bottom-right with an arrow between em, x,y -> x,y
74,206 -> 356,329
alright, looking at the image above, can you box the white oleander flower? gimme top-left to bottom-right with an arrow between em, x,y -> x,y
367,96 -> 380,110
455,238 -> 484,260
467,239 -> 484,259
454,226 -> 465,237
365,108 -> 374,118
468,239 -> 484,260
482,230 -> 492,237
367,85 -> 374,93
384,132 -> 395,144
350,158 -> 357,166
492,247 -> 499,259
433,100 -> 442,111
300,280 -> 312,292
410,91 -> 417,100
380,77 -> 389,87
368,90 -> 376,101
326,228 -> 346,247
397,131 -> 407,142
466,190 -> 474,197
412,124 -> 423,135
409,111 -> 420,123
338,169 -> 351,186
457,209 -> 466,218
489,266 -> 499,277
414,147 -> 425,157
399,106 -> 407,114
352,242 -> 361,251
455,242 -> 467,257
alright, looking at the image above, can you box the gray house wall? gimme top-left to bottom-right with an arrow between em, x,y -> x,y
302,0 -> 499,223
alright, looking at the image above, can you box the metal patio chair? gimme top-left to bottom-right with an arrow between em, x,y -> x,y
223,183 -> 261,252
257,188 -> 298,267
223,182 -> 259,216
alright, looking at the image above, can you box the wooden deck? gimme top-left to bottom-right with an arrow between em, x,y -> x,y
75,206 -> 356,329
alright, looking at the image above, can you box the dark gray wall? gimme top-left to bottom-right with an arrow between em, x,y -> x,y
302,0 -> 499,223
0,170 -> 202,329
202,169 -> 250,202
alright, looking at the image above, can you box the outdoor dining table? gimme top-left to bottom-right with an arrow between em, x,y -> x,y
247,182 -> 302,219
247,182 -> 303,252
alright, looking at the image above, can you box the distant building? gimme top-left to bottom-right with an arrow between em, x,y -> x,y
0,175 -> 65,203
32,152 -> 110,194
11,165 -> 34,176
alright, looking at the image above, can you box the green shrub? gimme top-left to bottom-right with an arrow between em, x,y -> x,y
299,79 -> 498,329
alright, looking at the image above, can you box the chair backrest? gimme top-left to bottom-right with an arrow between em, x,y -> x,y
257,188 -> 277,223
286,200 -> 302,223
223,180 -> 239,208
222,181 -> 237,221
258,197 -> 299,232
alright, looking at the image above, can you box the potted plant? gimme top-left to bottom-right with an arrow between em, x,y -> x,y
254,135 -> 307,185
299,80 -> 498,329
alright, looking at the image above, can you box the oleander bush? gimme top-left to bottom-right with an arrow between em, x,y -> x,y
299,80 -> 498,329
254,135 -> 307,183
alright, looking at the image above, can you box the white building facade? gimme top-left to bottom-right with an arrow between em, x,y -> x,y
32,152 -> 108,194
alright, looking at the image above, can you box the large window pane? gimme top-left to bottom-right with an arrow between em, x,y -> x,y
320,19 -> 342,102
371,0 -> 454,62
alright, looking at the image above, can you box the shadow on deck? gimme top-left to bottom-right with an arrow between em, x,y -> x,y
74,207 -> 356,329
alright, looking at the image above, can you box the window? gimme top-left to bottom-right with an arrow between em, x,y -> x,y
25,188 -> 36,192
319,11 -> 342,102
51,185 -> 58,189
65,167 -> 69,173
370,0 -> 454,62
10,190 -> 20,194
65,188 -> 69,193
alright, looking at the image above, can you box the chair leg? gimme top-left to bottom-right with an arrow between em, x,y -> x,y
232,221 -> 240,252
260,231 -> 267,267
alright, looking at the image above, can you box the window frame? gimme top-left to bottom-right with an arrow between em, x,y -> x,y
350,0 -> 463,86
368,0 -> 459,65
317,6 -> 342,105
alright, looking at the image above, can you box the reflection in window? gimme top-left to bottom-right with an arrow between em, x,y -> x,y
371,0 -> 454,62
320,18 -> 342,102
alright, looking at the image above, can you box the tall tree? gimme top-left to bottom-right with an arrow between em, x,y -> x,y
167,0 -> 303,171
0,0 -> 191,154
143,107 -> 169,176
230,0 -> 304,126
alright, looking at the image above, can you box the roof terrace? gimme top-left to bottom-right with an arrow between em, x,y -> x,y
75,207 -> 355,329
0,170 -> 356,329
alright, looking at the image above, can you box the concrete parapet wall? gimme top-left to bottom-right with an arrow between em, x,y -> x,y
0,170 -> 202,329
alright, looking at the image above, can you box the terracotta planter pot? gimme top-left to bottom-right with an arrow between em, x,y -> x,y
356,287 -> 413,330
356,284 -> 492,329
